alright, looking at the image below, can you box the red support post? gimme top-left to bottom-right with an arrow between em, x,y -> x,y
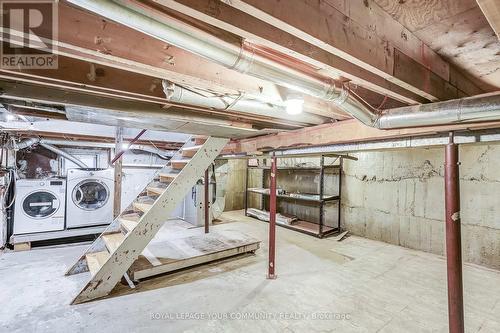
268,153 -> 277,279
204,168 -> 210,234
445,132 -> 465,333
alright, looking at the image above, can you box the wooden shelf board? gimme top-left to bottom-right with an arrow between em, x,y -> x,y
247,188 -> 339,203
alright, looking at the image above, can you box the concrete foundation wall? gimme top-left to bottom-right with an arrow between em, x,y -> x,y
342,143 -> 500,269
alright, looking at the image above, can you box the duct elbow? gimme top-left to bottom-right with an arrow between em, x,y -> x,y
6,138 -> 41,150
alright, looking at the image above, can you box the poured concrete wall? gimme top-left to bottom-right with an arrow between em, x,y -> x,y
342,143 -> 500,269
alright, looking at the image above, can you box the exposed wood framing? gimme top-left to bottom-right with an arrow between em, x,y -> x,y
0,80 -> 301,137
51,2 -> 408,115
214,0 -> 483,100
152,0 -> 427,105
226,119 -> 500,153
477,0 -> 500,39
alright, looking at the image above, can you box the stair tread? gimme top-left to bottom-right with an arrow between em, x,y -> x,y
158,172 -> 179,178
86,251 -> 110,276
102,232 -> 126,253
133,201 -> 153,213
136,195 -> 156,203
182,145 -> 202,151
120,212 -> 141,222
170,159 -> 191,163
120,219 -> 138,232
147,185 -> 167,195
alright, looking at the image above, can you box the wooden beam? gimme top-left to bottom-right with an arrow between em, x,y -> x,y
226,119 -> 500,153
56,3 -> 281,103
152,0 -> 427,105
477,0 -> 500,39
0,56 -> 322,127
216,0 -> 483,100
0,79 -> 293,138
0,69 -> 312,130
53,2 -> 405,117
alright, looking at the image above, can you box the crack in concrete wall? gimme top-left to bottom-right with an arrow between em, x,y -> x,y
342,144 -> 500,270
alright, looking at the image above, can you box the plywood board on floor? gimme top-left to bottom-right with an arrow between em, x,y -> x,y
128,220 -> 260,280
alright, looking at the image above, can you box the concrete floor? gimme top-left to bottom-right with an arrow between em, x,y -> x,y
1,210 -> 500,333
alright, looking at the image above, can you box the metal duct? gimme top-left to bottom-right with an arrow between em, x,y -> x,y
67,1 -> 355,107
375,93 -> 500,129
162,81 -> 326,125
38,143 -> 89,169
6,137 -> 39,150
67,0 -> 500,131
6,138 -> 89,168
333,89 -> 500,130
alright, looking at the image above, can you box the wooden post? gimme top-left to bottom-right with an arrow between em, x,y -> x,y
113,127 -> 123,218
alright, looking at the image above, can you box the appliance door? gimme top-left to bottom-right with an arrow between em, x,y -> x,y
67,179 -> 112,228
14,190 -> 65,234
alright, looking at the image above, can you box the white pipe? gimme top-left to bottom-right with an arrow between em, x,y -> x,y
162,81 -> 326,125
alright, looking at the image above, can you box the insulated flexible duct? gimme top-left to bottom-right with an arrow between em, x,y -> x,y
6,138 -> 89,168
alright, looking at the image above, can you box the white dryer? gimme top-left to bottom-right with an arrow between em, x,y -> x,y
13,179 -> 66,235
66,168 -> 114,228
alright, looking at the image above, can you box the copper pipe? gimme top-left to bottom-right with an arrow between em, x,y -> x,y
445,132 -> 465,333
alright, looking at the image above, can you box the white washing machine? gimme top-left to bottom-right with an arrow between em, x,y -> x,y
66,168 -> 114,228
13,179 -> 66,235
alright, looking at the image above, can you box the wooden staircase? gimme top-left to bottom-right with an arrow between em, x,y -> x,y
65,136 -> 228,304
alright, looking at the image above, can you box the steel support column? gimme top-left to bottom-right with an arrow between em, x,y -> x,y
204,168 -> 210,234
445,132 -> 465,333
267,153 -> 277,279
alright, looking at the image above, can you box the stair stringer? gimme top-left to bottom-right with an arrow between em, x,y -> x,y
70,137 -> 228,304
65,138 -> 194,276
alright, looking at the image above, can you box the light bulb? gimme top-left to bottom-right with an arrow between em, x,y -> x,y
285,97 -> 304,115
121,143 -> 129,150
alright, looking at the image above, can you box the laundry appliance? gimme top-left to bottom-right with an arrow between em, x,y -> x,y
13,178 -> 66,235
66,168 -> 114,228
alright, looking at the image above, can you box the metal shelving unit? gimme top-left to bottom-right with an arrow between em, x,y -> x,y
244,154 -> 346,238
